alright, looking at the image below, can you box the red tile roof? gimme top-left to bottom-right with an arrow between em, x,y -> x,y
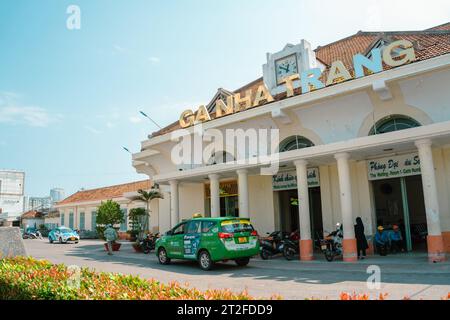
21,210 -> 44,219
427,22 -> 450,31
57,180 -> 151,205
150,23 -> 450,138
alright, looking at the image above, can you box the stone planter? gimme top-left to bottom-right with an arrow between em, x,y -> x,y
132,243 -> 143,253
104,242 -> 121,252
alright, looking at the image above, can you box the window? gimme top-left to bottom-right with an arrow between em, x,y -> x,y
172,222 -> 187,235
61,213 -> 65,226
201,221 -> 216,233
279,136 -> 314,152
186,220 -> 201,234
91,211 -> 97,231
369,116 -> 420,135
120,208 -> 128,231
79,212 -> 85,230
69,212 -> 74,229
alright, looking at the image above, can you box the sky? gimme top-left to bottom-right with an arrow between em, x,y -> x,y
0,0 -> 449,197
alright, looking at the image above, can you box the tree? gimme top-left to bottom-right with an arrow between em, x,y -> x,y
128,207 -> 146,240
95,200 -> 124,240
131,188 -> 163,239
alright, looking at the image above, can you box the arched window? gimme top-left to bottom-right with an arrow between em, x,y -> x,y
206,151 -> 235,166
279,135 -> 314,152
369,115 -> 421,135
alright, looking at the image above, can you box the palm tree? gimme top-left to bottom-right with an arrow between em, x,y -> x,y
132,188 -> 163,239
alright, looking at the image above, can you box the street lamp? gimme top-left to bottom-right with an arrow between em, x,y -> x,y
122,146 -> 131,154
139,110 -> 162,129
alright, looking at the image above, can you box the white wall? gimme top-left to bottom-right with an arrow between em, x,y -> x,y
249,175 -> 275,234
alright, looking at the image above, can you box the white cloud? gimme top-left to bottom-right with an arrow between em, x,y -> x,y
84,125 -> 101,134
0,92 -> 60,127
113,44 -> 128,54
129,116 -> 142,123
148,56 -> 160,64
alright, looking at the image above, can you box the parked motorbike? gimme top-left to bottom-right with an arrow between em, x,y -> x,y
282,230 -> 300,260
259,231 -> 288,260
139,232 -> 159,254
320,224 -> 343,262
22,229 -> 43,240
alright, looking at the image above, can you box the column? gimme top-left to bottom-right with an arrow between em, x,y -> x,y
237,169 -> 249,218
169,180 -> 179,228
334,152 -> 357,262
415,139 -> 446,262
294,160 -> 314,261
208,174 -> 221,218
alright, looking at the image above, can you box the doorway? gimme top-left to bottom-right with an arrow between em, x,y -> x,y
372,175 -> 427,251
278,187 -> 323,238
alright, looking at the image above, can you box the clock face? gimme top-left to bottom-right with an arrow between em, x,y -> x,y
275,54 -> 299,85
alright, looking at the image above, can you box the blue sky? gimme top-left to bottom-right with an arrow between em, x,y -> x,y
0,0 -> 449,197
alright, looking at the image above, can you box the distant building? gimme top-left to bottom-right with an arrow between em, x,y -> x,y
0,170 -> 25,226
54,180 -> 152,238
50,188 -> 65,204
21,210 -> 45,230
28,196 -> 52,211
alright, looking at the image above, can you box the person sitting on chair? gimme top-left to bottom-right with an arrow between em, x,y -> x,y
375,226 -> 389,256
389,225 -> 404,253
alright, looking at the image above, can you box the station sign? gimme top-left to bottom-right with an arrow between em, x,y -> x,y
367,153 -> 421,181
272,168 -> 320,191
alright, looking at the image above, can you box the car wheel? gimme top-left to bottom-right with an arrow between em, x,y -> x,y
158,248 -> 171,265
198,250 -> 214,271
235,257 -> 250,267
49,237 -> 53,244
75,241 -> 79,244
59,237 -> 63,244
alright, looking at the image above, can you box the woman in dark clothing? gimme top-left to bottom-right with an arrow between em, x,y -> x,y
354,217 -> 369,259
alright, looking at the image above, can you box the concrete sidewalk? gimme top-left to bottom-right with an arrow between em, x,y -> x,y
23,239 -> 450,300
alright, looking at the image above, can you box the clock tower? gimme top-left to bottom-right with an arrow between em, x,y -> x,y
262,39 -> 321,96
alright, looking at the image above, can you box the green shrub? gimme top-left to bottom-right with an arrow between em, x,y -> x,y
0,257 -> 279,300
95,200 -> 124,240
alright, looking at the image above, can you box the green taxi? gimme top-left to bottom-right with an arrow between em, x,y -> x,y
155,216 -> 260,270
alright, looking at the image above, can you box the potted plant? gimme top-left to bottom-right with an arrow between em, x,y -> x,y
133,188 -> 164,238
95,200 -> 124,252
129,207 -> 146,252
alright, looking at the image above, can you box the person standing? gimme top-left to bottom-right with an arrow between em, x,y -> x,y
104,224 -> 118,256
354,217 -> 369,260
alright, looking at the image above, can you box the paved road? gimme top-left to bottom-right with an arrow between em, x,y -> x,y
23,239 -> 450,300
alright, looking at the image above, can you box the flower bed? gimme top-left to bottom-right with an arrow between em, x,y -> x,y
0,257 -> 278,300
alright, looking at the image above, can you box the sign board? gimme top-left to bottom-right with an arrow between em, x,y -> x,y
367,153 -> 421,181
272,168 -> 320,191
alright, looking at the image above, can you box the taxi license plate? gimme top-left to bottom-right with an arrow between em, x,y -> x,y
71,237 -> 75,241
238,237 -> 247,243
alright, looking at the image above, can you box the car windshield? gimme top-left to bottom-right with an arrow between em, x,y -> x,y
60,228 -> 72,234
220,219 -> 254,233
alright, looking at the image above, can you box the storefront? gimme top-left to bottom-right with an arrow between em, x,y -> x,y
272,168 -> 323,239
368,153 -> 427,251
132,23 -> 450,262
